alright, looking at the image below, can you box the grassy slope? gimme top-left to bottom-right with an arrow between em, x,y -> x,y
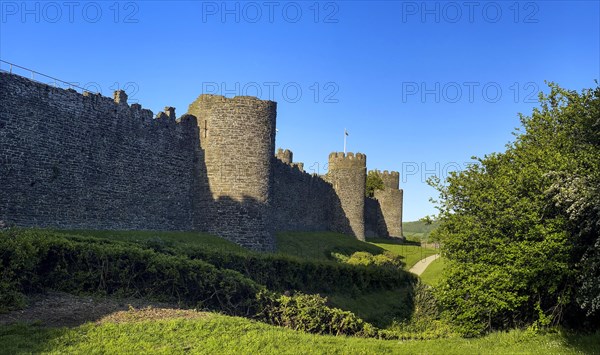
44,230 -> 437,327
275,232 -> 427,326
275,232 -> 437,270
1,229 -> 598,353
419,258 -> 446,287
402,220 -> 441,242
368,238 -> 438,270
2,314 -> 598,354
275,231 -> 384,261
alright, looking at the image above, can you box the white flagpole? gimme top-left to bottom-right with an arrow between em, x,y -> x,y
344,128 -> 347,154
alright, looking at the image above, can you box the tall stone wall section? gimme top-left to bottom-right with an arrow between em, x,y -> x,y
327,152 -> 366,240
271,152 -> 351,233
0,72 -> 203,231
373,170 -> 403,237
364,196 -> 386,237
187,94 -> 276,251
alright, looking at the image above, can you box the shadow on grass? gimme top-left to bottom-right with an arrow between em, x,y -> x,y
561,329 -> 600,353
367,237 -> 422,246
276,231 -> 388,261
0,323 -> 76,354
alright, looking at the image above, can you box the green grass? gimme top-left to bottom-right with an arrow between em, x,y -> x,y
368,238 -> 438,270
276,232 -> 438,270
1,314 -> 598,354
420,257 -> 446,287
52,229 -> 249,254
275,231 -> 384,261
52,230 -> 436,271
403,220 -> 441,242
2,228 -> 598,353
326,289 -> 413,327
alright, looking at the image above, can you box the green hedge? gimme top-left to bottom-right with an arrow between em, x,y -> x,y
0,229 -> 261,315
0,229 -> 387,339
183,247 -> 416,294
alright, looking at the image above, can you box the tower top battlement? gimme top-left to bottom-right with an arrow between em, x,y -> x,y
328,152 -> 366,170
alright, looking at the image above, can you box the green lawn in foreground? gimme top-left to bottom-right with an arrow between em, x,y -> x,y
1,313 -> 598,354
420,257 -> 446,287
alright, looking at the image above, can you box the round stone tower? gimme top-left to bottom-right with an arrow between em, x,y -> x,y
327,152 -> 367,240
374,170 -> 403,238
187,94 -> 276,251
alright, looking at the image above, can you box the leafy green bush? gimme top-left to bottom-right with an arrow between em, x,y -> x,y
383,282 -> 454,340
257,291 -> 377,337
342,251 -> 405,270
430,83 -> 600,335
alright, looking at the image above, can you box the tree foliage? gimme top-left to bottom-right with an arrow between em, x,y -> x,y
429,83 -> 600,335
366,170 -> 385,197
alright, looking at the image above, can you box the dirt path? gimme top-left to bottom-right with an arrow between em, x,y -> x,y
409,254 -> 440,276
0,291 -> 192,328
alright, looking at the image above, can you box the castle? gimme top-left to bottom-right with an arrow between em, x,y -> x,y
0,71 -> 403,251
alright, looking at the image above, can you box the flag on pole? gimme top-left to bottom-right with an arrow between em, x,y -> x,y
344,128 -> 348,154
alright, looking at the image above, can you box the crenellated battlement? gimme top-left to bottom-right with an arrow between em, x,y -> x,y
276,148 -> 293,164
328,152 -> 367,170
370,169 -> 400,189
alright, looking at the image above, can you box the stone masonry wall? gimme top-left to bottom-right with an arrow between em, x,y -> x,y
372,170 -> 403,237
271,154 -> 350,233
187,94 -> 277,251
0,72 -> 202,230
327,152 -> 367,240
364,196 -> 387,237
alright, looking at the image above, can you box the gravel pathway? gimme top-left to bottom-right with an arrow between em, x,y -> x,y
409,254 -> 440,276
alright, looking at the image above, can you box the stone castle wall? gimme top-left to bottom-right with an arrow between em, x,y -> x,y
0,72 -> 403,250
271,155 -> 351,233
0,72 -> 202,231
365,170 -> 404,238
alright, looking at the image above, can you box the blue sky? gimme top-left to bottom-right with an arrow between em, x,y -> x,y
1,1 -> 598,221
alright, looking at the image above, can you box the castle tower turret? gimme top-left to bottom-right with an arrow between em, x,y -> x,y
327,152 -> 367,240
373,170 -> 403,238
187,94 -> 276,251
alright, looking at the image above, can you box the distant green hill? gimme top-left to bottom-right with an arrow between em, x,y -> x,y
403,220 -> 441,241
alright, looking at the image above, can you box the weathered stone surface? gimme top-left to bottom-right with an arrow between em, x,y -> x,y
365,170 -> 404,238
326,152 -> 367,240
187,94 -> 277,251
0,72 -> 200,232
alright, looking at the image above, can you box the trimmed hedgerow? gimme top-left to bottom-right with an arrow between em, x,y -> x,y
0,229 -> 388,339
183,247 -> 416,294
0,229 -> 261,315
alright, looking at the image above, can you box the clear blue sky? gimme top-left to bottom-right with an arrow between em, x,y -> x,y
1,1 -> 598,221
